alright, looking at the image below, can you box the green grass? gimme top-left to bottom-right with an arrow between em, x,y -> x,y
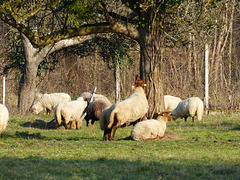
0,112 -> 239,180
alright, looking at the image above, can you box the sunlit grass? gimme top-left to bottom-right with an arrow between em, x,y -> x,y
0,112 -> 239,179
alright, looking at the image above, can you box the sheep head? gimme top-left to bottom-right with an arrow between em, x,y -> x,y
132,75 -> 147,89
157,112 -> 173,122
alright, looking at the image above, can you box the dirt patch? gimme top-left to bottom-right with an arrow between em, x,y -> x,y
160,132 -> 188,141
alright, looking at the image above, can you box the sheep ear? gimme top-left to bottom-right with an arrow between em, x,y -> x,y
143,84 -> 147,87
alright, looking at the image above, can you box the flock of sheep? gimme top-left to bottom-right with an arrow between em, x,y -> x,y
0,75 -> 204,141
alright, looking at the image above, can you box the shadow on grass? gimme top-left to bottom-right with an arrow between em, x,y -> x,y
0,156 -> 238,179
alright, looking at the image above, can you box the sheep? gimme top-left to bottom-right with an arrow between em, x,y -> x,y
85,100 -> 109,126
0,104 -> 9,135
54,97 -> 88,129
100,75 -> 149,141
80,92 -> 112,106
31,93 -> 71,115
131,112 -> 173,141
171,97 -> 204,122
164,95 -> 181,112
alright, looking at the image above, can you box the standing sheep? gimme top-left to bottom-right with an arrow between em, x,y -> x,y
164,95 -> 181,112
54,97 -> 88,129
171,97 -> 204,122
31,93 -> 71,115
0,104 -> 9,135
85,100 -> 109,126
131,112 -> 173,141
100,75 -> 149,141
80,92 -> 112,106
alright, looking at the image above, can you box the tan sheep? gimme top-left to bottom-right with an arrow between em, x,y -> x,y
54,97 -> 87,129
131,112 -> 172,141
0,104 -> 9,135
100,75 -> 149,141
164,95 -> 181,112
171,97 -> 204,122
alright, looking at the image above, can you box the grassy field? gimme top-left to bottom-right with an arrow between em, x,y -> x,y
0,111 -> 239,180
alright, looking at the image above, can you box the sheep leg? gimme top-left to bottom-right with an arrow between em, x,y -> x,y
184,117 -> 187,122
192,117 -> 195,122
146,134 -> 166,141
76,121 -> 79,130
64,121 -> 68,129
103,128 -> 112,141
111,121 -> 121,141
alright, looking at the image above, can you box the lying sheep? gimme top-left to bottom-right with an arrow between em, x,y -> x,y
80,92 -> 112,106
164,95 -> 181,112
131,112 -> 173,141
171,97 -> 204,122
31,93 -> 71,115
54,97 -> 87,129
100,75 -> 149,141
0,104 -> 9,135
85,100 -> 109,126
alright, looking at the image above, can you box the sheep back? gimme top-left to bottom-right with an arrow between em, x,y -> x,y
171,97 -> 204,121
0,104 -> 9,134
131,120 -> 166,141
80,92 -> 112,106
107,87 -> 148,129
164,95 -> 181,112
85,100 -> 108,126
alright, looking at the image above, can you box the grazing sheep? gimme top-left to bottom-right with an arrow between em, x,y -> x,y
80,92 -> 112,106
100,75 -> 149,141
131,112 -> 173,141
31,93 -> 71,115
0,104 -> 9,135
54,97 -> 88,129
171,97 -> 204,122
85,100 -> 109,126
164,95 -> 181,112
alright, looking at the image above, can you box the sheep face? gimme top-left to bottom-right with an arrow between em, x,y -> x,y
31,104 -> 43,114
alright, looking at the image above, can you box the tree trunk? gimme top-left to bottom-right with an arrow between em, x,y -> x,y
19,34 -> 39,114
139,27 -> 165,118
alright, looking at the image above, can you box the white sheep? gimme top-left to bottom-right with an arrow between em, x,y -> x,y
0,104 -> 9,135
85,100 -> 109,126
131,112 -> 173,141
54,97 -> 88,129
31,93 -> 71,115
171,97 -> 204,122
164,95 -> 181,112
100,75 -> 149,141
80,92 -> 112,106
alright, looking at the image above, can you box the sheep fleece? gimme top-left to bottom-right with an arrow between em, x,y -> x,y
131,119 -> 166,141
54,99 -> 87,125
107,87 -> 148,129
0,104 -> 9,134
171,97 -> 204,121
32,93 -> 71,114
164,95 -> 181,112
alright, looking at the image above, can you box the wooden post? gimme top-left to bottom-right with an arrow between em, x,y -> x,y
204,44 -> 209,114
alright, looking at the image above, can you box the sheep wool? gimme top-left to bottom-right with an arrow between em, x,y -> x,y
99,104 -> 116,131
164,95 -> 181,112
85,100 -> 109,126
54,97 -> 87,129
32,93 -> 71,115
80,92 -> 112,106
0,104 -> 9,135
102,75 -> 149,141
171,97 -> 204,122
131,112 -> 173,141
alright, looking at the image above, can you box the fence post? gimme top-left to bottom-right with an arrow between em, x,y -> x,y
3,77 -> 6,106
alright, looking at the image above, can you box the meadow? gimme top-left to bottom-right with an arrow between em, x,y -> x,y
0,111 -> 239,180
